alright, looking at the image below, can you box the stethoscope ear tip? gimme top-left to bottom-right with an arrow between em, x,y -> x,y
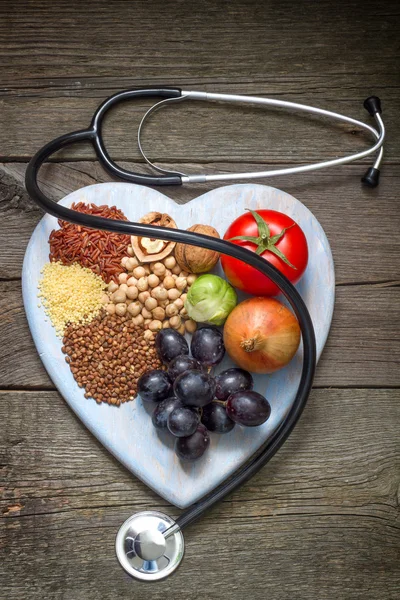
363,96 -> 382,117
361,166 -> 380,188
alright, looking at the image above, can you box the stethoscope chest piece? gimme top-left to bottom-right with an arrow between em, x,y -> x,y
115,511 -> 184,581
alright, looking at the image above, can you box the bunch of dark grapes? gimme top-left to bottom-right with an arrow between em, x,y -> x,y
137,327 -> 271,461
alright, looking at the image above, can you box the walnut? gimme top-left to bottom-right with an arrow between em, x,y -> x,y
131,212 -> 177,263
175,224 -> 220,274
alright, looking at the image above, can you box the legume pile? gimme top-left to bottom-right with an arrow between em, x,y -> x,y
38,203 -> 217,406
62,314 -> 163,405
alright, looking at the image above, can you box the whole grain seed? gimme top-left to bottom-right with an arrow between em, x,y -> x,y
38,262 -> 105,336
63,314 -> 163,405
48,203 -> 131,283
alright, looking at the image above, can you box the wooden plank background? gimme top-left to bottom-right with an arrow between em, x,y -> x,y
0,1 -> 399,599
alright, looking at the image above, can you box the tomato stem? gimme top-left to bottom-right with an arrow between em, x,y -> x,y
228,208 -> 297,269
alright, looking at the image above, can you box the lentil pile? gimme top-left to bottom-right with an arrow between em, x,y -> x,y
49,202 -> 130,283
62,314 -> 163,405
38,262 -> 106,336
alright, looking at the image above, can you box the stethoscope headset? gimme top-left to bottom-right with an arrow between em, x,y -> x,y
25,88 -> 384,580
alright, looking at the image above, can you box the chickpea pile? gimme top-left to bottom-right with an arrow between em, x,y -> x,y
102,248 -> 198,337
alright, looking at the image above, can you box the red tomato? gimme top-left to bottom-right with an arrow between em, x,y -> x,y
221,209 -> 308,296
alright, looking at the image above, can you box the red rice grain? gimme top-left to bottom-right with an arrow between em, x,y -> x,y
49,202 -> 131,283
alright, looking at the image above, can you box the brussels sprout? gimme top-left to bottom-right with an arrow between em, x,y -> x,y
184,274 -> 237,326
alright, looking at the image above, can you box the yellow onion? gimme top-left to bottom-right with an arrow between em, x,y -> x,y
223,297 -> 301,374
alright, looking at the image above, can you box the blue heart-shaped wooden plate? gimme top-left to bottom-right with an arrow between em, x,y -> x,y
22,183 -> 334,508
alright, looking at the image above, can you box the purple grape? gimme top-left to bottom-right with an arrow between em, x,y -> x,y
152,397 -> 182,430
215,368 -> 253,401
167,407 -> 199,437
137,370 -> 172,403
175,424 -> 210,460
156,328 -> 189,364
201,402 -> 235,434
226,391 -> 271,427
173,370 -> 216,408
167,355 -> 202,381
190,326 -> 225,367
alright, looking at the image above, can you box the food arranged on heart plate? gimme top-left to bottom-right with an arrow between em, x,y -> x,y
37,203 -> 308,462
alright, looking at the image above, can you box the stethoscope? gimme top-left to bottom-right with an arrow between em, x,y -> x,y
25,88 -> 384,581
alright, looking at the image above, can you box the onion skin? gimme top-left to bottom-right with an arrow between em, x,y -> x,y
223,297 -> 301,374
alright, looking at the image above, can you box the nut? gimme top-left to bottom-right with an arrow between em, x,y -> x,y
187,274 -> 198,286
131,212 -> 177,263
142,307 -> 153,319
164,256 -> 176,269
112,289 -> 126,304
152,306 -> 165,321
133,266 -> 146,279
148,319 -> 163,332
126,257 -> 139,271
173,298 -> 184,310
167,288 -> 181,301
175,224 -> 220,273
175,277 -> 187,291
137,277 -> 149,292
105,303 -> 116,315
141,238 -> 164,254
166,304 -> 178,318
132,314 -> 144,326
147,274 -> 160,288
127,301 -> 142,317
177,323 -> 186,335
145,297 -> 158,311
163,276 -> 175,290
151,262 -> 166,277
126,286 -> 139,300
138,291 -> 150,304
170,315 -> 182,329
115,303 -> 127,317
185,319 -> 197,333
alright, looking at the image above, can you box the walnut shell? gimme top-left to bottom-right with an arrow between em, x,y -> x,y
131,212 -> 177,263
175,224 -> 220,274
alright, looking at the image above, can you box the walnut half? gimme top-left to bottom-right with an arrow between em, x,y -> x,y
131,212 -> 177,263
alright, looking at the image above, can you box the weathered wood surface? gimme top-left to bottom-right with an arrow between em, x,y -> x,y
1,389 -> 399,600
0,0 -> 399,162
1,0 -> 399,598
1,162 -> 400,285
1,280 -> 398,389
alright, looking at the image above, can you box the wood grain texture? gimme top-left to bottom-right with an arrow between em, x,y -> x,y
1,389 -> 399,600
0,0 -> 399,161
1,161 -> 400,284
0,279 -> 399,389
1,0 -> 399,596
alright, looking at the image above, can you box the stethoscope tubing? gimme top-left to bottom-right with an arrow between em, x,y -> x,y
25,85 -> 382,531
26,87 -> 384,189
25,133 -> 316,532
